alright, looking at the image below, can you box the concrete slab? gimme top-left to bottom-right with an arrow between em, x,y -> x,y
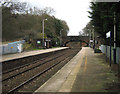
34,47 -> 119,92
71,48 -> 118,92
1,47 -> 68,62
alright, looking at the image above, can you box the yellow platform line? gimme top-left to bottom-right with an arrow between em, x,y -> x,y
84,54 -> 87,72
58,50 -> 85,92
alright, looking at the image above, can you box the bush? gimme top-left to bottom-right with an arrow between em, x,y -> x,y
23,43 -> 34,51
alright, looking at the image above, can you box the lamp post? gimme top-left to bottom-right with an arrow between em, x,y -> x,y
92,25 -> 95,49
42,19 -> 47,48
60,29 -> 63,46
88,29 -> 92,47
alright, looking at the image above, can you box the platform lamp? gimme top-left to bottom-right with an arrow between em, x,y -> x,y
42,18 -> 48,48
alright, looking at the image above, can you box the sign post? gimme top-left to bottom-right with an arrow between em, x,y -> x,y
106,31 -> 111,66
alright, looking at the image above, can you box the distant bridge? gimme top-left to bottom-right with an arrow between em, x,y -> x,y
63,36 -> 89,46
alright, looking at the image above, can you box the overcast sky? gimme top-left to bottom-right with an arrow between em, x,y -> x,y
20,0 -> 91,36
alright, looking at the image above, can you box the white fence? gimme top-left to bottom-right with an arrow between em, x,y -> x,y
100,45 -> 120,64
0,40 -> 25,55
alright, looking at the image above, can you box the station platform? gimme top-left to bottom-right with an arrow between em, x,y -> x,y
1,47 -> 68,62
35,47 -> 118,92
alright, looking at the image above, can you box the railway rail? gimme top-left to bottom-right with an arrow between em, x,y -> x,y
2,52 -> 66,81
2,49 -> 67,74
2,48 -> 81,93
2,49 -> 68,72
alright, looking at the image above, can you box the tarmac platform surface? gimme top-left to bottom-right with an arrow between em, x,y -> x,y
1,47 -> 68,62
35,47 -> 118,92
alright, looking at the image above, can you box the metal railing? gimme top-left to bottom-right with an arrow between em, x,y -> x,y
100,45 -> 120,64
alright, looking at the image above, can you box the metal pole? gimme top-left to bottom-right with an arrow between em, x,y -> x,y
106,39 -> 107,62
93,26 -> 95,49
113,12 -> 116,64
93,26 -> 95,50
92,27 -> 94,48
89,29 -> 91,47
110,31 -> 111,66
42,19 -> 44,48
90,29 -> 92,48
60,30 -> 61,46
60,29 -> 63,46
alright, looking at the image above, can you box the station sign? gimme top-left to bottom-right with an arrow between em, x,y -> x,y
90,40 -> 93,42
37,41 -> 41,44
106,31 -> 111,38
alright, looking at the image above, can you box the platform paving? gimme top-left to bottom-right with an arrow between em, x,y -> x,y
1,47 -> 68,62
35,47 -> 119,92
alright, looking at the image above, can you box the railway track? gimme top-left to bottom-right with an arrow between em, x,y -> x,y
2,52 -> 66,81
2,48 -> 80,93
2,49 -> 68,72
